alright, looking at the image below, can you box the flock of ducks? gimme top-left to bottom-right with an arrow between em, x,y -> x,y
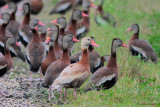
0,0 -> 158,101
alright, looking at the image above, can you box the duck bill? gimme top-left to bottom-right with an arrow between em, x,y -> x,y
90,3 -> 97,8
15,42 -> 21,47
46,28 -> 51,31
91,41 -> 99,47
122,43 -> 128,47
82,12 -> 88,17
73,37 -> 80,42
45,37 -> 50,44
126,27 -> 132,31
0,15 -> 1,19
2,5 -> 8,9
50,19 -> 58,23
19,8 -> 23,11
35,26 -> 38,31
38,21 -> 45,26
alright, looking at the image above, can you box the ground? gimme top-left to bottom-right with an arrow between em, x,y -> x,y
0,0 -> 160,106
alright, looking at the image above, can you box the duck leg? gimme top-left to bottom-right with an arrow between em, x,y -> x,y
25,72 -> 34,81
64,88 -> 67,102
51,86 -> 55,98
0,90 -> 7,96
48,86 -> 51,100
73,88 -> 77,100
60,89 -> 63,99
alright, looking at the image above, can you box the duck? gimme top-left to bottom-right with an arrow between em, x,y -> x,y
50,17 -> 67,49
30,0 -> 43,15
42,33 -> 79,99
18,3 -> 32,47
65,9 -> 88,39
0,12 -> 25,61
70,36 -> 107,73
26,18 -> 46,80
47,24 -> 63,59
0,37 -> 14,96
52,37 -> 99,99
126,24 -> 157,62
94,0 -> 116,28
49,0 -> 77,15
76,0 -> 97,39
2,2 -> 20,41
35,24 -> 47,42
84,38 -> 128,92
41,33 -> 57,76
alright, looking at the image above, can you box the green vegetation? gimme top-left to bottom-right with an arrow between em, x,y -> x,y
14,0 -> 160,106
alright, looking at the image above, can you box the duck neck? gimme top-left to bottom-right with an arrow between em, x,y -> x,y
22,13 -> 30,25
79,48 -> 89,66
10,12 -> 16,21
107,45 -> 117,68
4,43 -> 11,58
48,44 -> 56,60
0,24 -> 6,36
61,49 -> 70,63
40,33 -> 46,42
32,29 -> 40,42
60,28 -> 65,36
130,33 -> 139,42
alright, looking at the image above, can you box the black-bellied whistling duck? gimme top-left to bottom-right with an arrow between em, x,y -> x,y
18,3 -> 32,47
2,2 -> 20,41
84,38 -> 128,92
42,33 -> 79,99
49,0 -> 77,15
52,37 -> 99,100
76,0 -> 97,39
0,37 -> 14,96
26,18 -> 46,80
0,12 -> 25,61
50,17 -> 67,49
30,0 -> 43,15
70,36 -> 107,73
94,0 -> 116,28
47,24 -> 63,59
65,9 -> 88,38
126,24 -> 157,62
41,33 -> 57,76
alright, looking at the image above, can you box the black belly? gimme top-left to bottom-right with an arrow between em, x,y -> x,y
130,47 -> 147,60
18,33 -> 28,47
0,66 -> 7,77
101,76 -> 117,90
0,45 -> 16,57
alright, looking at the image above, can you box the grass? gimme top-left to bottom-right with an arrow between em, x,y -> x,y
12,0 -> 160,106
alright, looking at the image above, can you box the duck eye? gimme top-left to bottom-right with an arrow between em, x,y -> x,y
87,39 -> 90,41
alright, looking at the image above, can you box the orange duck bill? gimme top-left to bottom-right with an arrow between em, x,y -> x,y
38,21 -> 45,26
91,41 -> 100,47
50,19 -> 58,23
0,15 -> 1,19
46,28 -> 51,31
82,12 -> 88,17
126,27 -> 132,31
73,37 -> 80,42
15,42 -> 21,47
2,5 -> 8,9
122,43 -> 128,47
90,3 -> 97,8
45,37 -> 50,44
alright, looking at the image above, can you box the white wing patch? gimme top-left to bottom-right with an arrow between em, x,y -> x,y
0,64 -> 7,69
76,26 -> 86,35
95,74 -> 116,86
57,3 -> 71,12
0,41 -> 4,47
132,45 -> 147,58
95,58 -> 101,68
19,30 -> 29,43
9,46 -> 18,56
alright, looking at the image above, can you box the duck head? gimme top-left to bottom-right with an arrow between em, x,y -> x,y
126,24 -> 139,34
2,2 -> 17,13
29,18 -> 45,29
72,9 -> 88,21
81,37 -> 99,49
50,17 -> 67,29
35,25 -> 47,34
0,12 -> 10,25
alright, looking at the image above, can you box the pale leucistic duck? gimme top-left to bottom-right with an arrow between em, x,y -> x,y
26,18 -> 46,80
49,0 -> 77,15
42,33 -> 79,99
52,37 -> 99,99
30,0 -> 43,15
0,37 -> 14,96
0,12 -> 25,61
50,17 -> 67,49
94,0 -> 116,28
84,38 -> 128,92
41,33 -> 57,76
70,36 -> 106,73
76,0 -> 97,39
126,24 -> 157,62
18,3 -> 32,47
65,9 -> 88,38
47,24 -> 63,59
2,2 -> 20,41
